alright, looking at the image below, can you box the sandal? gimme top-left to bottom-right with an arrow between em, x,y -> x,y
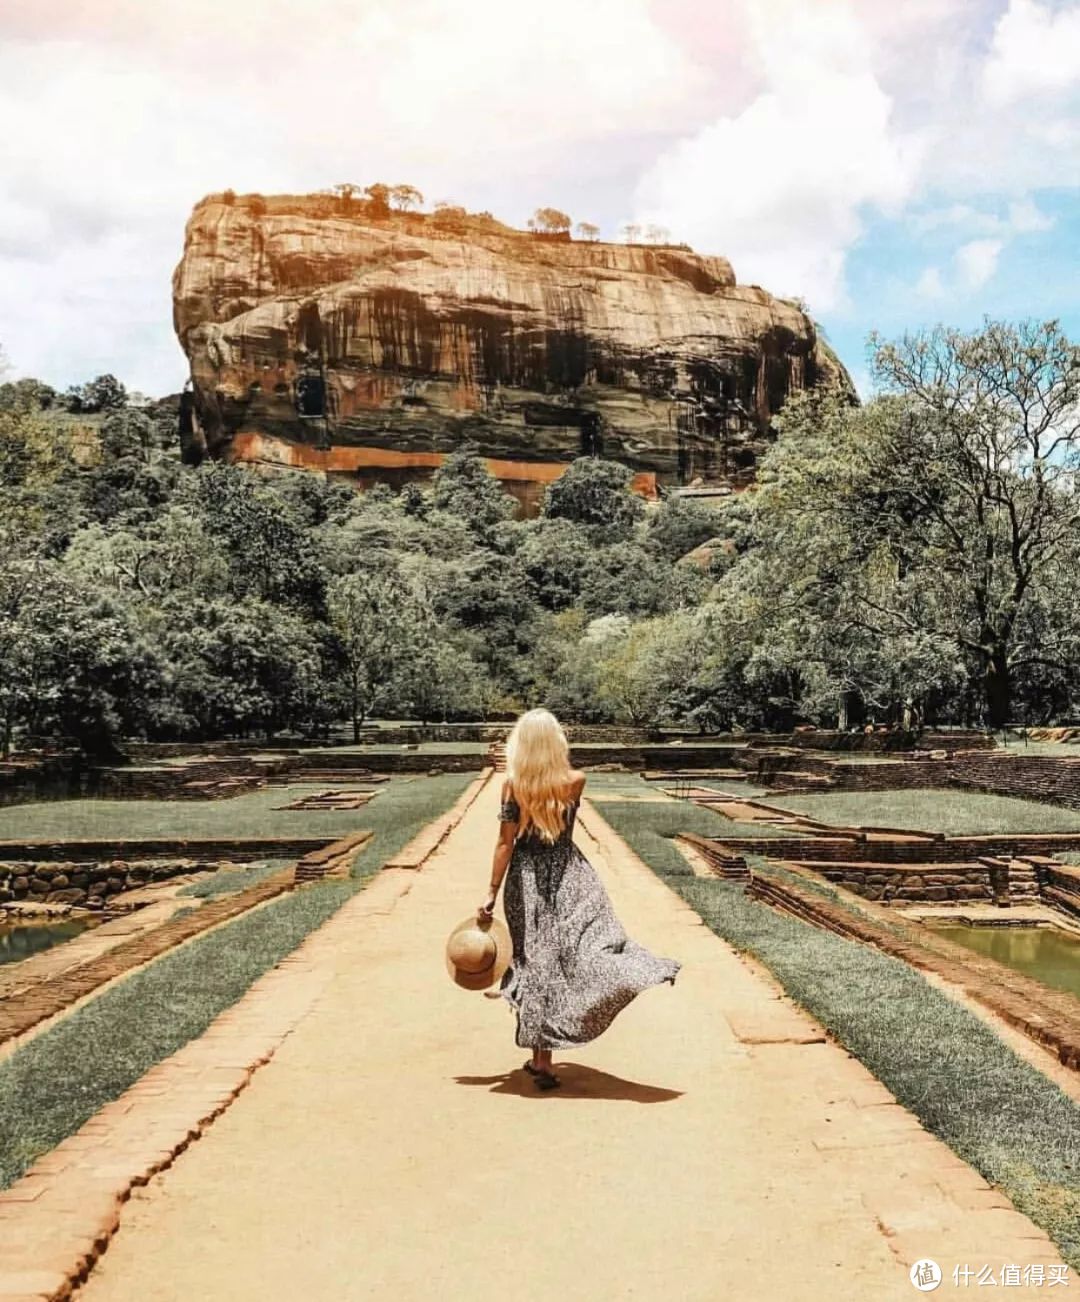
522,1060 -> 560,1088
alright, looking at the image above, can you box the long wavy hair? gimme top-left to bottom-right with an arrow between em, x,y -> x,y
505,708 -> 575,844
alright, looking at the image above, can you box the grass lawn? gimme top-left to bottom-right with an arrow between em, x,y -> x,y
0,771 -> 475,1191
319,741 -> 489,754
999,740 -> 1080,757
600,798 -> 1080,1271
591,778 -> 803,842
767,787 -> 1080,835
679,778 -> 775,799
178,858 -> 295,899
0,783 -> 410,841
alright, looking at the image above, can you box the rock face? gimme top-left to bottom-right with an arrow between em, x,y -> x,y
173,194 -> 852,507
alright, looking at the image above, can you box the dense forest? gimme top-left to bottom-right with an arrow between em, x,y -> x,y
2,318 -> 1079,757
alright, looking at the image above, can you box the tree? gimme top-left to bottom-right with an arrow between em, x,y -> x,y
83,374 -> 128,412
541,456 -> 646,540
0,549 -> 50,755
390,184 -> 424,211
516,517 -> 593,611
646,493 -> 729,563
528,207 -> 571,235
0,377 -> 56,412
62,509 -> 229,602
326,569 -> 423,741
620,223 -> 642,244
581,541 -> 698,619
431,548 -> 536,688
644,224 -> 671,244
432,203 -> 468,229
31,574 -> 164,759
868,319 -> 1080,726
177,463 -> 324,613
430,444 -> 517,543
593,615 -> 695,726
730,319 -> 1080,728
156,596 -> 322,740
364,183 -> 391,217
576,221 -> 600,241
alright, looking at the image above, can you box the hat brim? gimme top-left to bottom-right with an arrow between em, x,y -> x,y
445,914 -> 512,991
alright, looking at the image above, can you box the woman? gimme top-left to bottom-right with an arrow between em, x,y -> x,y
478,708 -> 681,1091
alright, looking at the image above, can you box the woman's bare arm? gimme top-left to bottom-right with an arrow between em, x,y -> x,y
479,783 -> 518,918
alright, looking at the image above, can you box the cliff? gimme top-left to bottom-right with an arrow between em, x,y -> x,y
172,193 -> 852,505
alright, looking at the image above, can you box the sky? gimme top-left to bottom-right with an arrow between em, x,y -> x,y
2,0 -> 1080,398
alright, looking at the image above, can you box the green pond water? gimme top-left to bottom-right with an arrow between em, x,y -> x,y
931,924 -> 1080,1001
0,916 -> 97,966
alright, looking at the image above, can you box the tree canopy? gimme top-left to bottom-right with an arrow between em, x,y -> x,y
4,317 -> 1080,753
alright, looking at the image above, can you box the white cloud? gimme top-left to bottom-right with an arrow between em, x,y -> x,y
6,0 -> 1080,393
627,0 -> 923,313
983,0 -> 1080,106
911,195 -> 1054,238
955,238 -> 1004,289
1007,196 -> 1055,232
914,267 -> 947,299
0,0 -> 702,392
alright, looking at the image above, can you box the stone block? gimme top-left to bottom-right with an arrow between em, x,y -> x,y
47,887 -> 86,904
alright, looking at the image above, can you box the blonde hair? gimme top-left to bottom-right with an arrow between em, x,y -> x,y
505,708 -> 575,844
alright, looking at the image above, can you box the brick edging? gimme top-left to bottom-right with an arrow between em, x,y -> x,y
747,868 -> 1080,1071
0,777 -> 494,1301
0,869 -> 297,1050
383,767 -> 495,869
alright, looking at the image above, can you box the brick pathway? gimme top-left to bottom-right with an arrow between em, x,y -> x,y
1,771 -> 1074,1300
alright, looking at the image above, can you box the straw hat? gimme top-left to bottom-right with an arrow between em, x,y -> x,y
445,912 -> 512,990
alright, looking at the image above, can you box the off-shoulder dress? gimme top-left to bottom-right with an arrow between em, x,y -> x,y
496,787 -> 681,1050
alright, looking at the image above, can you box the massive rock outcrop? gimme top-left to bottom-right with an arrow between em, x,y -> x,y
173,193 -> 851,506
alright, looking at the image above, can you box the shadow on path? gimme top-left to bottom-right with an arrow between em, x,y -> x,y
454,1063 -> 684,1102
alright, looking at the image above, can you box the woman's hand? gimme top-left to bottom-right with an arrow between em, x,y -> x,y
477,889 -> 497,921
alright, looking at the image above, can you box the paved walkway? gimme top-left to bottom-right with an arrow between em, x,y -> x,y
74,774 -> 1071,1301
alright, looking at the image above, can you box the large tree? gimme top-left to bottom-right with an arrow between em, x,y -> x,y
737,319 -> 1080,728
326,569 -> 424,741
867,319 -> 1080,725
541,456 -> 645,541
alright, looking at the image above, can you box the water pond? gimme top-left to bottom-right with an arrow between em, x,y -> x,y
931,923 -> 1080,1001
0,915 -> 99,966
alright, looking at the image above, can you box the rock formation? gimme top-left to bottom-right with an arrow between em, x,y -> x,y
173,193 -> 852,507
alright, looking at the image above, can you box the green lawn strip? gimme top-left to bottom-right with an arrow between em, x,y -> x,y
178,858 -> 295,899
600,798 -> 1080,1271
0,771 -> 475,1191
767,787 -> 1080,835
323,742 -> 488,754
590,791 -> 800,844
0,783 -> 399,841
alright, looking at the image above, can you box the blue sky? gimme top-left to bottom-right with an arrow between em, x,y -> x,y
1,0 -> 1079,399
825,189 -> 1080,396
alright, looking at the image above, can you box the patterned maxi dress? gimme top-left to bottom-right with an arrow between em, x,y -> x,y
497,790 -> 682,1050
